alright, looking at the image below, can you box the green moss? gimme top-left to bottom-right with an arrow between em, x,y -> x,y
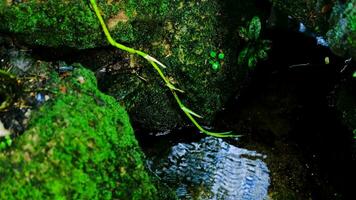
0,0 -> 172,49
271,0 -> 330,34
326,0 -> 356,58
105,0 -> 249,130
0,66 -> 158,199
1,0 -> 258,132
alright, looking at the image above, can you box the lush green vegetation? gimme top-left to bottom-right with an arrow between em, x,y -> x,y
0,0 -> 170,48
238,16 -> 271,68
90,0 -> 237,137
0,67 -> 158,199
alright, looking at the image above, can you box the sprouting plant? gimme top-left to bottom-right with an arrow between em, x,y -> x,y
0,135 -> 12,150
208,50 -> 225,71
238,16 -> 271,68
89,0 -> 238,137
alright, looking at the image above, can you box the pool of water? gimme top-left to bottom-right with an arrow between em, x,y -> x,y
150,136 -> 270,200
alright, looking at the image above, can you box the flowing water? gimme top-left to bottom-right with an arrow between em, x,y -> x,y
150,137 -> 270,200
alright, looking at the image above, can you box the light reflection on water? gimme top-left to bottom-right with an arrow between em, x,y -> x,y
152,137 -> 270,200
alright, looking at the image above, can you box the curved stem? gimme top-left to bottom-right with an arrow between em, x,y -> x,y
89,0 -> 239,137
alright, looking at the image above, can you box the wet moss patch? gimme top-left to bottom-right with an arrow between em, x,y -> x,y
0,66 -> 158,200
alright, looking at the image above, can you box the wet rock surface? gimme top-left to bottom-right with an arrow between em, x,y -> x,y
271,0 -> 356,59
0,38 -> 52,135
150,137 -> 270,200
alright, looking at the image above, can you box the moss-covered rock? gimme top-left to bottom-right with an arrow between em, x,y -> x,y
0,0 -> 170,48
0,66 -> 158,199
1,0 -> 265,131
271,0 -> 356,59
99,0 -> 263,131
326,0 -> 356,59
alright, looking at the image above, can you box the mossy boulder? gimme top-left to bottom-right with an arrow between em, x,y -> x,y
271,0 -> 356,59
326,0 -> 356,59
0,0 -> 266,131
99,0 -> 264,131
0,66 -> 158,199
0,0 -> 170,48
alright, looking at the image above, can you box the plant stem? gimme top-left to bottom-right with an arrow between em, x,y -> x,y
89,0 -> 238,137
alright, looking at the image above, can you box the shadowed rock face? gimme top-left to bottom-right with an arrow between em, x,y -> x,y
152,137 -> 270,200
271,0 -> 355,59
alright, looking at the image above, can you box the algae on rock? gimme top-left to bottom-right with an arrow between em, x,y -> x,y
0,66 -> 159,200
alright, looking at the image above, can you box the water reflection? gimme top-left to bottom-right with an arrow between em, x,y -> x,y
152,137 -> 270,200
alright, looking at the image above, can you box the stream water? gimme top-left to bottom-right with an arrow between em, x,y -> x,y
151,136 -> 270,200
136,29 -> 356,199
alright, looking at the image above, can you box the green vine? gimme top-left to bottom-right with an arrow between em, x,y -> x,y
89,0 -> 238,137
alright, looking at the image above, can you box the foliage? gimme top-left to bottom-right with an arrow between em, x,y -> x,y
208,50 -> 225,71
1,0 -> 252,132
238,16 -> 271,68
90,0 -> 238,137
0,135 -> 12,150
0,66 -> 158,199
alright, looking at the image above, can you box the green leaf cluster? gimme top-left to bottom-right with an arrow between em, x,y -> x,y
238,16 -> 271,68
0,135 -> 12,150
208,50 -> 225,71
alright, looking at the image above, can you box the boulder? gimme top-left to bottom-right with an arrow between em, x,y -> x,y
0,67 -> 159,200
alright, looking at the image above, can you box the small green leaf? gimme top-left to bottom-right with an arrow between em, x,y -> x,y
353,71 -> 356,78
166,82 -> 184,93
248,16 -> 261,40
210,51 -> 217,58
181,106 -> 203,118
212,61 -> 220,71
238,48 -> 249,65
5,136 -> 12,146
262,40 -> 272,50
248,56 -> 257,68
238,27 -> 248,40
218,53 -> 225,60
0,142 -> 6,150
257,50 -> 268,60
